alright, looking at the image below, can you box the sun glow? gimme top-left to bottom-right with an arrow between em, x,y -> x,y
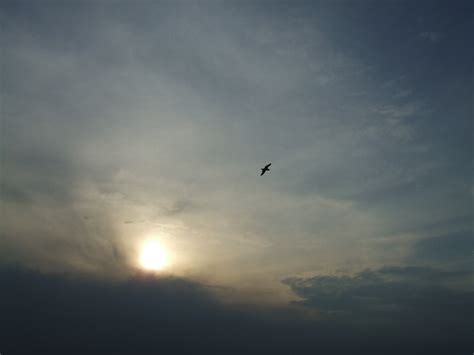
139,239 -> 169,271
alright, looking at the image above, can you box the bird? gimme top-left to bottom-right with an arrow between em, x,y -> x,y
260,163 -> 271,176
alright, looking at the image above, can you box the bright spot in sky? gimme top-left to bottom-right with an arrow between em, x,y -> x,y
139,240 -> 169,271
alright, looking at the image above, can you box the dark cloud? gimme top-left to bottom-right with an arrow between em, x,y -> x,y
1,267 -> 472,355
0,268 -> 329,355
283,266 -> 473,350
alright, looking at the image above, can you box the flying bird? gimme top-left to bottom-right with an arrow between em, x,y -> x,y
260,163 -> 271,176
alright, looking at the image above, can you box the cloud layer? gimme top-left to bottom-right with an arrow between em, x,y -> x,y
1,267 -> 471,355
0,2 -> 472,352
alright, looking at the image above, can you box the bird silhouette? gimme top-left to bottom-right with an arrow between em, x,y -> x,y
260,163 -> 271,176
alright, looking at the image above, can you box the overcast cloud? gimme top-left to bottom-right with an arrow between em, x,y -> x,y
0,1 -> 472,353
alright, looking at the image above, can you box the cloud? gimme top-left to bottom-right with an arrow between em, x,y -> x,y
283,266 -> 473,333
1,267 -> 472,355
0,267 -> 351,354
0,0 -> 472,309
0,2 -> 472,353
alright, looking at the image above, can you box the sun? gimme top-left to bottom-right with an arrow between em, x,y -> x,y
139,239 -> 169,271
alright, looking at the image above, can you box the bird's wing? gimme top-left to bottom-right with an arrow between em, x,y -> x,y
265,163 -> 272,169
260,169 -> 265,176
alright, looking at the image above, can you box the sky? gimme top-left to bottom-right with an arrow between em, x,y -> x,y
0,1 -> 472,354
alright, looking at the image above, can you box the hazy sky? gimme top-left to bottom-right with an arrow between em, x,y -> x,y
0,1 -> 472,353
